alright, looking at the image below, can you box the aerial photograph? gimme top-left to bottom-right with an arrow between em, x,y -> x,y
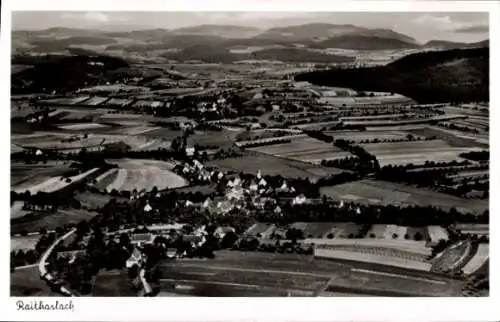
10,11 -> 489,297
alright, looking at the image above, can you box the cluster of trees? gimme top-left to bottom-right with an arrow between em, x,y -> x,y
10,231 -> 58,271
239,139 -> 292,148
304,131 -> 379,174
441,181 -> 489,199
296,47 -> 489,104
236,130 -> 291,142
279,115 -> 338,128
375,164 -> 489,198
459,150 -> 489,162
12,54 -> 130,94
235,237 -> 314,255
256,202 -> 488,227
46,223 -> 133,295
375,165 -> 455,188
438,122 -> 482,134
356,135 -> 436,144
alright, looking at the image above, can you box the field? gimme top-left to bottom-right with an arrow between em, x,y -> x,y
324,130 -> 409,142
140,127 -> 184,141
13,129 -> 176,152
11,161 -> 73,190
50,107 -> 111,120
187,129 -> 241,149
11,235 -> 41,251
11,201 -> 29,219
320,179 -> 488,214
235,129 -> 303,142
207,154 -> 343,180
74,191 -> 119,209
308,238 -> 430,256
248,136 -> 351,164
360,140 -> 481,166
12,132 -> 113,151
244,223 -> 276,238
83,96 -> 109,106
12,168 -> 99,194
95,159 -> 187,192
92,269 -> 139,296
431,241 -> 473,273
290,222 -> 340,238
426,226 -> 449,243
11,209 -> 98,234
406,126 -> 488,149
454,224 -> 489,236
58,123 -> 110,131
314,248 -> 431,271
155,251 -> 463,297
462,244 -> 489,275
11,266 -> 56,297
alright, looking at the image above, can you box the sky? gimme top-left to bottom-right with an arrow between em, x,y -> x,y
12,11 -> 489,43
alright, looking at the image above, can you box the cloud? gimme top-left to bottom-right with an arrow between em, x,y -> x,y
455,25 -> 489,33
412,14 -> 463,31
61,12 -> 127,23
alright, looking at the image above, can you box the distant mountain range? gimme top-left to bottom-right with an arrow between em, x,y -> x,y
13,23 -> 488,53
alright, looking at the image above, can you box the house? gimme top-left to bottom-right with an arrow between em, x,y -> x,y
214,226 -> 236,239
126,248 -> 143,268
292,194 -> 307,205
185,147 -> 195,157
130,233 -> 155,245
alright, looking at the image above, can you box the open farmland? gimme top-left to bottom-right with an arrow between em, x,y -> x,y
11,266 -> 56,297
50,107 -> 112,120
320,179 -> 488,213
13,168 -> 99,194
406,126 -> 489,148
308,238 -> 431,256
58,123 -> 110,131
74,191 -> 122,209
462,244 -> 489,275
306,222 -> 363,239
247,137 -> 351,164
207,154 -> 343,180
11,209 -> 98,234
361,140 -> 482,166
454,224 -> 489,236
244,223 -> 276,238
15,131 -> 172,152
92,270 -> 139,296
431,241 -> 474,274
140,127 -> 184,141
324,130 -> 410,142
155,250 -> 462,297
188,129 -> 242,149
427,226 -> 449,244
11,201 -> 29,220
11,235 -> 41,251
290,222 -> 340,238
96,159 -> 187,192
12,132 -> 114,151
82,96 -> 109,106
11,161 -> 73,190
